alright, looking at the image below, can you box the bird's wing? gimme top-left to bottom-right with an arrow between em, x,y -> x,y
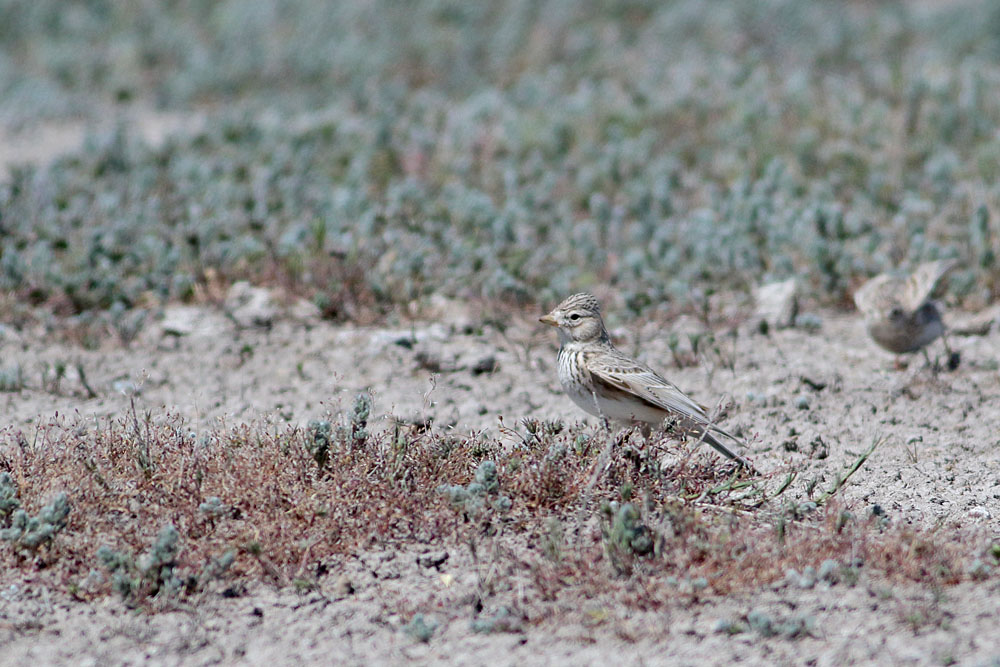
853,273 -> 900,317
586,348 -> 713,426
855,260 -> 958,316
587,347 -> 753,467
904,259 -> 957,311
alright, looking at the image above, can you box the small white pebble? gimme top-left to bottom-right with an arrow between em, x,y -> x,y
969,506 -> 992,520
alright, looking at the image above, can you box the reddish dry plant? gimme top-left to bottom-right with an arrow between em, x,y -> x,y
0,413 -> 990,608
0,412 -> 475,594
518,502 -> 983,614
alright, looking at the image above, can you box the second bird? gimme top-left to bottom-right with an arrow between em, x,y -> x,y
853,259 -> 957,362
540,293 -> 752,468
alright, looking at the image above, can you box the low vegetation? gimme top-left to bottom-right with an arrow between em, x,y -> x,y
0,1 -> 997,645
1,1 -> 999,324
0,402 -> 992,614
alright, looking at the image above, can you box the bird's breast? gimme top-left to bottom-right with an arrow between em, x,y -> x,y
556,346 -> 667,424
867,310 -> 944,354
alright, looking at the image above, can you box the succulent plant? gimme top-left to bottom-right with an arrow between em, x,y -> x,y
0,1 -> 997,317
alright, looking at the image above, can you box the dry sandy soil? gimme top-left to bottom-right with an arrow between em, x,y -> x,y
2,120 -> 1000,666
0,290 -> 999,665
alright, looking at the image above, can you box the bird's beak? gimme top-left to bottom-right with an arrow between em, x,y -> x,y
539,313 -> 557,327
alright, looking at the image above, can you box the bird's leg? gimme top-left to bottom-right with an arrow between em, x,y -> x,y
633,422 -> 652,456
621,428 -> 644,470
921,347 -> 940,375
663,416 -> 682,439
591,390 -> 612,433
619,425 -> 657,472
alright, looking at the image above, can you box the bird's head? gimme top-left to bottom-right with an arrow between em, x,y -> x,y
540,293 -> 608,344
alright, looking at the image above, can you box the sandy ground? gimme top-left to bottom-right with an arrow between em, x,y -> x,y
3,116 -> 1000,665
1,294 -> 1000,665
4,568 -> 1000,666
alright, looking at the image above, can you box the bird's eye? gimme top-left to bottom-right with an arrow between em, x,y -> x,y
569,313 -> 581,321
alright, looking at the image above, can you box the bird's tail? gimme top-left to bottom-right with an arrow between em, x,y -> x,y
693,425 -> 755,471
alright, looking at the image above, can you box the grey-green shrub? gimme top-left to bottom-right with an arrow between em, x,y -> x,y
98,524 -> 181,602
306,419 -> 332,470
601,501 -> 655,575
0,492 -> 70,553
349,393 -> 371,448
603,502 -> 654,557
0,473 -> 19,519
438,460 -> 511,514
2,1 -> 999,316
403,613 -> 437,643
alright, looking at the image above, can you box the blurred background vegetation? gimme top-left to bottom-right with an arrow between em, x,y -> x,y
1,0 -> 998,322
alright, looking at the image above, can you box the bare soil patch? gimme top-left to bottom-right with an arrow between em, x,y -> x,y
1,298 -> 999,665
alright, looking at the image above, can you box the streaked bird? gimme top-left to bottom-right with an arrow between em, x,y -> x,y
540,293 -> 752,468
853,260 -> 957,362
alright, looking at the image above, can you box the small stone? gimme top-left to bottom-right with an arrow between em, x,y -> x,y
470,356 -> 498,375
288,298 -> 321,323
969,506 -> 992,521
225,282 -> 277,328
423,294 -> 478,335
160,305 -> 203,336
754,279 -> 798,330
416,550 -> 449,570
794,395 -> 810,410
159,305 -> 230,339
332,573 -> 355,597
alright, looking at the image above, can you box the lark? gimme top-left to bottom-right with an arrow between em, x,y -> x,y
853,260 -> 957,364
540,293 -> 752,468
